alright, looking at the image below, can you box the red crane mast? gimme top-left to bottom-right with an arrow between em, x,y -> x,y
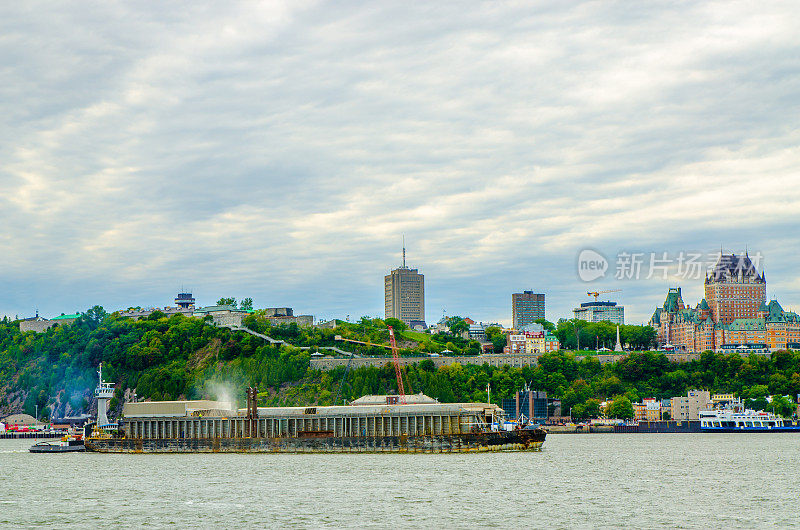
387,326 -> 408,404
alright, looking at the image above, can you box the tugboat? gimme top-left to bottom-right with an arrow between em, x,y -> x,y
85,362 -> 120,439
32,363 -> 117,452
29,433 -> 85,453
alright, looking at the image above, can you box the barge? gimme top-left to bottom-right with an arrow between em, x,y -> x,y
86,390 -> 545,453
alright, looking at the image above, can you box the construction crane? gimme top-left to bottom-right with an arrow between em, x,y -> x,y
334,328 -> 411,404
388,326 -> 407,404
587,289 -> 621,301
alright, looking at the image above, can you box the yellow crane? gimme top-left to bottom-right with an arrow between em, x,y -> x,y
586,289 -> 622,301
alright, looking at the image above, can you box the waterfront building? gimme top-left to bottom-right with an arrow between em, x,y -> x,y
711,393 -> 735,408
671,390 -> 711,421
384,246 -> 425,326
633,399 -> 662,422
573,301 -> 624,325
512,291 -> 545,329
650,253 -> 800,353
501,390 -> 548,422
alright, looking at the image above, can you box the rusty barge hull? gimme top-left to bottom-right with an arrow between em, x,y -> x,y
86,431 -> 544,454
94,394 -> 546,453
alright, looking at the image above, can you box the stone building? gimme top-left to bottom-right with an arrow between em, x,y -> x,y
262,307 -> 314,327
193,305 -> 251,327
19,313 -> 79,333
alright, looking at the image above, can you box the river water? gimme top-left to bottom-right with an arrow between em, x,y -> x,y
2,433 -> 799,528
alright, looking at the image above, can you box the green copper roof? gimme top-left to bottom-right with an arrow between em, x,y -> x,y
766,300 -> 785,322
662,288 -> 683,313
728,318 -> 766,331
650,309 -> 661,325
51,313 -> 80,320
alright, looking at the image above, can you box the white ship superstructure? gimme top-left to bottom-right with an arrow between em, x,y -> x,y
699,409 -> 798,431
94,363 -> 116,428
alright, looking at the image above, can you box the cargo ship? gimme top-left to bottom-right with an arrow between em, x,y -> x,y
86,389 -> 546,453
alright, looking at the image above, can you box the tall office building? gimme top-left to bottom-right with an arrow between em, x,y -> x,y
385,246 -> 425,326
512,291 -> 545,329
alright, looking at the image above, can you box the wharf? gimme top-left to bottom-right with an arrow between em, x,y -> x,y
0,432 -> 64,439
546,425 -> 615,434
545,421 -> 702,434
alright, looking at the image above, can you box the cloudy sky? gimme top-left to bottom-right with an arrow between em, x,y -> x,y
2,1 -> 799,325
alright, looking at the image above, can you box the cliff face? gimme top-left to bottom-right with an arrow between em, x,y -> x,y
0,311 -> 320,420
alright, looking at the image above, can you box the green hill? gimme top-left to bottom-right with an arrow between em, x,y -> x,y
1,307 -> 799,422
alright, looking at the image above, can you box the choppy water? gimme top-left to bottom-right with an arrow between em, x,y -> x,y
2,433 -> 799,528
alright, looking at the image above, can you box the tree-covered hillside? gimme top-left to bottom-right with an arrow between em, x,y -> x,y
1,307 -> 799,421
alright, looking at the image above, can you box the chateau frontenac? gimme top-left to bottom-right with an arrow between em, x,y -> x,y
650,253 -> 800,353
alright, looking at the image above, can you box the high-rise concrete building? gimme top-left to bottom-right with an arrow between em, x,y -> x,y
573,301 -> 625,325
385,246 -> 425,326
512,291 -> 545,329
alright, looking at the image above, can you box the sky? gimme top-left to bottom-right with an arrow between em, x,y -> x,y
2,1 -> 799,326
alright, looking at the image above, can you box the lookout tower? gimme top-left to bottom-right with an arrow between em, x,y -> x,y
175,292 -> 196,310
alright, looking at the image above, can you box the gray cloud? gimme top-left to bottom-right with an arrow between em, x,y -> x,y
1,2 -> 799,324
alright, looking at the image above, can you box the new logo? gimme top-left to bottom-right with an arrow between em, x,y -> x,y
577,249 -> 608,282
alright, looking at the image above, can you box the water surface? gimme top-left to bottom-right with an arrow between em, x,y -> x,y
2,434 -> 798,528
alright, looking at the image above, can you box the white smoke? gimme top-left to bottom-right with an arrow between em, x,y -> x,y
199,379 -> 241,409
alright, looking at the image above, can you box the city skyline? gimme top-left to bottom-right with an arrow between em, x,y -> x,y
2,4 -> 799,326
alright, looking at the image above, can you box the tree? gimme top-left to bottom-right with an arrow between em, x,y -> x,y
583,398 -> 601,419
447,317 -> 469,336
534,318 -> 555,332
606,395 -> 634,419
239,298 -> 254,311
217,297 -> 236,307
85,305 -> 108,328
147,310 -> 166,321
769,395 -> 794,418
384,318 -> 407,331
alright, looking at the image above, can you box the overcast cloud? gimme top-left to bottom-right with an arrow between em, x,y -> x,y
2,1 -> 799,325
